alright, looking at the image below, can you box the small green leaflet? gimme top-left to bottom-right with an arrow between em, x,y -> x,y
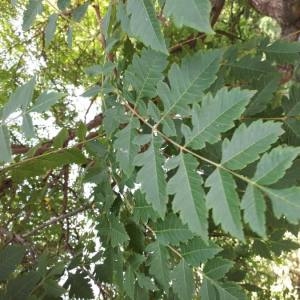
183,88 -> 254,149
261,40 -> 300,63
136,273 -> 157,291
146,241 -> 169,289
154,214 -> 193,245
72,2 -> 89,22
201,257 -> 246,300
164,0 -> 213,33
245,74 -> 280,116
57,0 -> 70,10
22,0 -> 43,31
265,187 -> 300,224
241,185 -> 266,237
132,191 -> 159,222
158,49 -> 223,118
114,118 -> 139,176
253,146 -> 300,185
97,216 -> 130,247
221,120 -> 284,170
0,245 -> 25,281
9,148 -> 86,181
181,237 -> 222,266
171,259 -> 194,300
167,153 -> 208,240
22,113 -> 34,139
2,77 -> 36,121
134,136 -> 167,218
45,13 -> 58,47
124,48 -> 168,101
6,271 -> 41,300
126,0 -> 167,54
206,169 -> 244,241
203,257 -> 233,280
0,125 -> 12,162
64,272 -> 94,299
228,56 -> 276,81
124,266 -> 135,299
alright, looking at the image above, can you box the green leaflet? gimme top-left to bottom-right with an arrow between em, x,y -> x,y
158,49 -> 223,118
0,245 -> 26,281
154,213 -> 193,245
183,87 -> 254,149
22,113 -> 34,139
134,136 -> 167,218
45,13 -> 58,47
114,118 -> 140,176
29,91 -> 65,113
9,148 -> 86,181
126,0 -> 167,54
97,216 -> 130,247
146,241 -> 169,289
221,120 -> 284,170
0,125 -> 12,163
206,169 -> 244,241
265,187 -> 300,224
167,152 -> 208,240
2,77 -> 36,121
228,56 -> 276,81
171,259 -> 194,300
241,185 -> 266,237
72,2 -> 89,22
124,48 -> 168,101
200,258 -> 246,300
22,0 -> 43,31
64,272 -> 94,299
164,0 -> 213,33
261,40 -> 300,64
6,271 -> 41,300
245,74 -> 280,116
253,146 -> 300,185
132,190 -> 159,222
203,257 -> 233,280
181,237 -> 222,266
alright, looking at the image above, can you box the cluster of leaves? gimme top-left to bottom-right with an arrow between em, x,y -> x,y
1,0 -> 300,299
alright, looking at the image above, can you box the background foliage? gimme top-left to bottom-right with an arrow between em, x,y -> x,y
1,0 -> 300,299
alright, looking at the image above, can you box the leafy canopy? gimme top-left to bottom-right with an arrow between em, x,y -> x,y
0,0 -> 300,299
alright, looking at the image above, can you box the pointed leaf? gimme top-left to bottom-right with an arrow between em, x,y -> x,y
171,259 -> 194,300
134,137 -> 167,218
22,113 -> 34,139
184,88 -> 254,149
158,50 -> 223,117
241,185 -> 266,237
203,257 -> 233,280
65,272 -> 94,299
146,241 -> 169,289
3,77 -> 36,120
167,153 -> 207,240
0,245 -> 26,281
164,0 -> 212,33
45,13 -> 58,47
221,120 -> 284,170
124,48 -> 168,101
0,125 -> 12,162
127,0 -> 167,53
22,0 -> 43,31
265,187 -> 300,224
97,216 -> 130,247
215,282 -> 247,300
114,118 -> 140,176
132,190 -> 159,222
206,169 -> 244,241
253,146 -> 300,185
181,237 -> 221,266
154,214 -> 193,245
72,2 -> 89,22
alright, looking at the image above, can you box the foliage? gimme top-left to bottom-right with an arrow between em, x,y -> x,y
0,0 -> 300,299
